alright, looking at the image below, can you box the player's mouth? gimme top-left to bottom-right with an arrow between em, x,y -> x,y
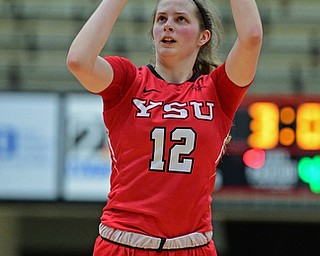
161,37 -> 176,44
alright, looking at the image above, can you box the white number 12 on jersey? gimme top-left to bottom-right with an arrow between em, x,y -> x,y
149,127 -> 196,174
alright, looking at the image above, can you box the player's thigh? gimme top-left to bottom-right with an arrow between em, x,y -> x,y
92,236 -> 217,256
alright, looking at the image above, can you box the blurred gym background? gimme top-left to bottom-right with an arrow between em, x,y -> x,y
0,0 -> 319,255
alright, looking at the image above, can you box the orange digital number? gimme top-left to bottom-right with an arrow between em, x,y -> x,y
296,103 -> 320,150
248,102 -> 279,149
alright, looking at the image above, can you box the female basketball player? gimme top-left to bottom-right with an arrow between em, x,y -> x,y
67,0 -> 263,255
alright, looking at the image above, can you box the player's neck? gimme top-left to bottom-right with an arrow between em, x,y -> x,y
154,61 -> 194,84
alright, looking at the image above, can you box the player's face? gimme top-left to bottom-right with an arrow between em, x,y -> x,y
152,0 -> 208,61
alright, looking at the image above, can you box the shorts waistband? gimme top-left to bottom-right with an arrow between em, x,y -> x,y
99,223 -> 212,251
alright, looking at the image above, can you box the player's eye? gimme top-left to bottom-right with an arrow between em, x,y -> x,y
177,16 -> 186,22
157,15 -> 167,22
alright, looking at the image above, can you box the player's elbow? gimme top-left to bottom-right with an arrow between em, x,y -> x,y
66,51 -> 85,73
66,51 -> 95,90
251,26 -> 263,46
243,25 -> 263,49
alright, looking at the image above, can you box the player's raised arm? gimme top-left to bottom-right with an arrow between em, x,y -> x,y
225,0 -> 263,87
66,0 -> 128,93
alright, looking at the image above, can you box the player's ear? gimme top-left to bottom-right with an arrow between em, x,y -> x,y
198,29 -> 211,46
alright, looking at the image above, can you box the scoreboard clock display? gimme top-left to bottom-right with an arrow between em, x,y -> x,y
217,95 -> 320,194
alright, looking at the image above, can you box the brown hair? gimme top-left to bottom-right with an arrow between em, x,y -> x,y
150,0 -> 223,74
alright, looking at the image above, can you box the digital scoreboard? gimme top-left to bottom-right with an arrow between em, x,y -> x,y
218,95 -> 320,193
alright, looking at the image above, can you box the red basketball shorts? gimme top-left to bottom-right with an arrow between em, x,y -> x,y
92,236 -> 218,256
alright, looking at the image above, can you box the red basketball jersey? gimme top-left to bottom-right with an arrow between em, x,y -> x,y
98,56 -> 249,238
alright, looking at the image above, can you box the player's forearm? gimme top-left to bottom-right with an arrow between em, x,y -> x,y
67,0 -> 128,69
230,0 -> 263,47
